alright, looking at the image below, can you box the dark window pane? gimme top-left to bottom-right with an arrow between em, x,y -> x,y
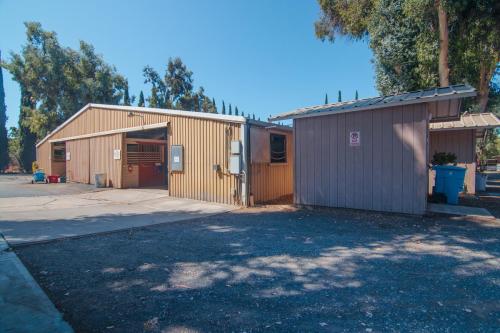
270,134 -> 286,163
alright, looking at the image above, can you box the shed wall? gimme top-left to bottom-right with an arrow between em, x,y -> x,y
429,129 -> 476,194
88,134 -> 123,188
36,141 -> 51,174
250,127 -> 293,203
294,104 -> 428,215
66,139 -> 90,184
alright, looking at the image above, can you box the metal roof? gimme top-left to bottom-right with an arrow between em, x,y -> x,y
270,84 -> 476,121
429,112 -> 500,132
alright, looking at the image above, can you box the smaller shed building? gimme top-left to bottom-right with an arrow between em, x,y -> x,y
36,104 -> 293,206
270,84 -> 478,215
429,112 -> 500,194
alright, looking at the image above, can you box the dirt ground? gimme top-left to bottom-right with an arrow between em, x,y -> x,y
15,203 -> 499,332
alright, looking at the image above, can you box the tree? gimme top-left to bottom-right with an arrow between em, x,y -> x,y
315,0 -> 500,111
241,111 -> 245,117
338,90 -> 342,102
123,81 -> 131,106
325,93 -> 328,104
355,90 -> 359,100
228,104 -> 232,115
3,22 -> 126,146
235,106 -> 239,115
222,101 -> 226,114
212,98 -> 217,113
138,91 -> 145,107
0,50 -> 9,171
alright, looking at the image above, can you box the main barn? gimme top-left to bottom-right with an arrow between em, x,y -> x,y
271,85 -> 477,215
36,104 -> 293,206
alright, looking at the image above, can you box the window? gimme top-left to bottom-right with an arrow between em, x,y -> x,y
52,143 -> 66,161
270,133 -> 286,163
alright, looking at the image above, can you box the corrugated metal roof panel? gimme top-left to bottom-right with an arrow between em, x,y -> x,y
270,84 -> 476,121
429,112 -> 500,131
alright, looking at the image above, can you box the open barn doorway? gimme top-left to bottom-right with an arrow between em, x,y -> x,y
123,127 -> 168,189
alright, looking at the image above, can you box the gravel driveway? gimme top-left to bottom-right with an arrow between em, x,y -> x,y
15,205 -> 500,332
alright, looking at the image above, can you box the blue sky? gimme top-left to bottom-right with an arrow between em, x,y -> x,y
0,0 -> 377,128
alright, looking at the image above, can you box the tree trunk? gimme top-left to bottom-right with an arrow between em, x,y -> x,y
436,0 -> 450,87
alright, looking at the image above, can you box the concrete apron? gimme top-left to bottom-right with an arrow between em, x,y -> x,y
0,235 -> 73,333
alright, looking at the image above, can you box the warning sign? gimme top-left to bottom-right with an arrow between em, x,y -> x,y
349,131 -> 360,146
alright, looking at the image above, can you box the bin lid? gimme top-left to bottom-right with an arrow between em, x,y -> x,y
432,165 -> 466,171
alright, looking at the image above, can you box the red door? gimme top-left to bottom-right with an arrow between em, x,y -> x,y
139,162 -> 165,187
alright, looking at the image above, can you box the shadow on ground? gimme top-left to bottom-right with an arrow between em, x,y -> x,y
15,206 -> 500,332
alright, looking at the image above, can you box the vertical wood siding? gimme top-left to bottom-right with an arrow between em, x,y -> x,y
429,129 -> 476,194
294,104 -> 428,215
66,139 -> 90,184
249,128 -> 293,203
88,134 -> 123,188
36,141 -> 52,174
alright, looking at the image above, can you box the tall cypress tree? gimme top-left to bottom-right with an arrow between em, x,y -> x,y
123,83 -> 131,106
228,104 -> 232,115
212,98 -> 217,113
338,90 -> 342,102
138,91 -> 145,107
235,106 -> 239,115
222,101 -> 226,114
18,88 -> 37,172
325,93 -> 328,104
0,50 -> 9,172
355,90 -> 359,100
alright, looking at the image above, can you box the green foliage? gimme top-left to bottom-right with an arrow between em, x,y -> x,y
315,0 -> 500,109
7,127 -> 21,164
355,90 -> 359,100
0,51 -> 8,171
123,82 -> 131,106
235,106 -> 239,116
324,93 -> 328,104
432,151 -> 457,165
138,91 -> 145,107
337,90 -> 342,102
228,104 -> 232,115
143,58 -> 217,113
222,101 -> 226,114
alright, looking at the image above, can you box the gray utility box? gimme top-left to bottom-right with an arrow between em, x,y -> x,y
231,140 -> 241,155
229,155 -> 241,174
171,145 -> 184,172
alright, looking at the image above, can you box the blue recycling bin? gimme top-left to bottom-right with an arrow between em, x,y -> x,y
432,165 -> 466,205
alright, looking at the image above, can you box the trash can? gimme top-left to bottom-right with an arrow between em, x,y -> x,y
59,176 -> 66,183
475,172 -> 487,192
95,173 -> 107,188
432,165 -> 466,205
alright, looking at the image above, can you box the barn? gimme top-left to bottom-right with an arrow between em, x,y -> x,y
36,104 -> 293,206
270,84 -> 482,215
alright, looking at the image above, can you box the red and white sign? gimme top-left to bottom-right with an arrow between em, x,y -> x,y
349,131 -> 360,146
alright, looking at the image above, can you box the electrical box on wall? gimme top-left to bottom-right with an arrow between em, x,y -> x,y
229,155 -> 241,174
171,145 -> 184,172
231,140 -> 241,155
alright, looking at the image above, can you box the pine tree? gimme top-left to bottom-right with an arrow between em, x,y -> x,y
325,93 -> 328,104
355,90 -> 359,100
138,91 -> 145,107
222,101 -> 226,114
338,90 -> 342,102
228,104 -> 232,115
235,106 -> 239,116
212,98 -> 217,113
123,83 -> 131,106
0,50 -> 9,172
18,89 -> 36,172
241,111 -> 245,117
